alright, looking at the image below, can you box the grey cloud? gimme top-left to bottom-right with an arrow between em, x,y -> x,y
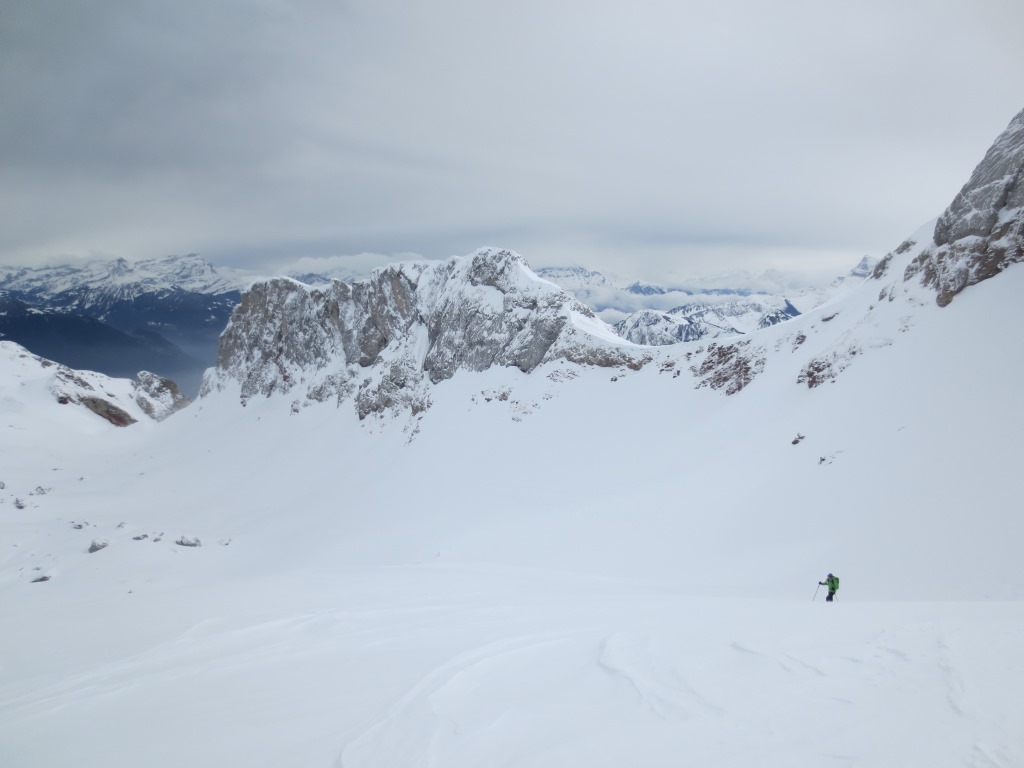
2,0 -> 1023,283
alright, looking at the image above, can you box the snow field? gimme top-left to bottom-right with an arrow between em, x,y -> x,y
2,565 -> 1020,768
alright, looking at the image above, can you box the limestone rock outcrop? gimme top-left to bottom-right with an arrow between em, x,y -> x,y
906,109 -> 1024,306
203,249 -> 647,416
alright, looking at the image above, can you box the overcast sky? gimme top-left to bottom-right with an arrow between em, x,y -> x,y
2,0 -> 1023,286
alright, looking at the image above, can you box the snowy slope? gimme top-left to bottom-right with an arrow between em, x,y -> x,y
0,340 -> 189,430
2,111 -> 1024,767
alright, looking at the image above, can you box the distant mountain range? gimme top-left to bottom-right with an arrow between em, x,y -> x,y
535,258 -> 875,344
612,299 -> 802,345
0,295 -> 201,381
0,254 -> 243,395
0,250 -> 873,396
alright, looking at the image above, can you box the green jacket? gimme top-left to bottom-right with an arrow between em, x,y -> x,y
823,575 -> 839,592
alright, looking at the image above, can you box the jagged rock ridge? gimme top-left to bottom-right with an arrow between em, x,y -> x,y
204,249 -> 648,417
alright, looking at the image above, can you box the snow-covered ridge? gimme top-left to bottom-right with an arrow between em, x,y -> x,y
0,340 -> 190,426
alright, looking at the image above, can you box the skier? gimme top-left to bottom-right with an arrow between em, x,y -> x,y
819,573 -> 840,602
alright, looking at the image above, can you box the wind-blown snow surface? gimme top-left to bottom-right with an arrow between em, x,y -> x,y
2,253 -> 1024,765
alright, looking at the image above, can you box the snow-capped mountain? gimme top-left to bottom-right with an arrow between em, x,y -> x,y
624,279 -> 670,296
0,253 -> 244,395
285,270 -> 366,287
612,299 -> 801,345
3,108 -> 1024,768
534,265 -> 758,320
534,265 -> 614,294
0,253 -> 243,302
848,255 -> 878,279
204,250 -> 638,419
535,259 -> 873,336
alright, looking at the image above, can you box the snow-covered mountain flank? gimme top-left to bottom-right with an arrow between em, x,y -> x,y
3,109 -> 1024,768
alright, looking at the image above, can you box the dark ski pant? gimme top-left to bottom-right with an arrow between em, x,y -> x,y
826,591 -> 836,602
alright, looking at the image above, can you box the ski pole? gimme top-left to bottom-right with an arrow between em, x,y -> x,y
813,584 -> 820,601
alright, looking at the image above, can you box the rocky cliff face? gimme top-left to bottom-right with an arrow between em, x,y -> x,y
204,249 -> 647,417
904,109 -> 1024,306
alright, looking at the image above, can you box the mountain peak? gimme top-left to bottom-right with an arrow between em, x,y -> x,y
625,281 -> 669,296
849,256 -> 878,279
204,248 -> 642,416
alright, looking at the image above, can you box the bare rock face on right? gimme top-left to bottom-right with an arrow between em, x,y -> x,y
907,108 -> 1024,306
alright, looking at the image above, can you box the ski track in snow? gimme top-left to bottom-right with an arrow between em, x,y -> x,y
337,626 -> 734,768
337,631 -> 585,768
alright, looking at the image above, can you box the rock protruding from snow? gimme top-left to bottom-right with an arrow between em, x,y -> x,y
133,371 -> 191,421
906,108 -> 1024,306
204,249 -> 647,415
